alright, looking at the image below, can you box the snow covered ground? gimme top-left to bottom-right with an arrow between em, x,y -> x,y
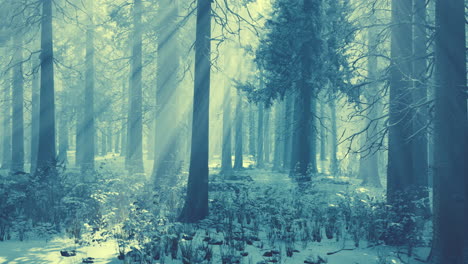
0,155 -> 430,264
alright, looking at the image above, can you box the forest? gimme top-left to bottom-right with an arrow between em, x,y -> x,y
0,0 -> 466,263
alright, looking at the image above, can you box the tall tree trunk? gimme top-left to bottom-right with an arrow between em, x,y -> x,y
290,0 -> 317,180
1,69 -> 11,170
233,91 -> 243,170
58,111 -> 68,165
272,101 -> 283,170
81,3 -> 95,174
220,76 -> 232,175
75,104 -> 83,167
359,16 -> 382,188
36,0 -> 57,176
11,34 -> 24,173
431,0 -> 467,263
178,0 -> 211,223
256,103 -> 264,168
115,131 -> 120,153
387,0 -> 414,203
411,0 -> 428,198
127,0 -> 144,173
319,100 -> 326,162
120,78 -> 127,157
152,0 -> 181,185
107,126 -> 112,154
329,97 -> 338,175
282,91 -> 292,171
263,107 -> 270,164
248,103 -> 256,159
30,55 -> 40,173
101,129 -> 107,155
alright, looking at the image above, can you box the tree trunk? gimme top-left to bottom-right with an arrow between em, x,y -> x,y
411,0 -> 428,198
272,101 -> 283,170
248,103 -> 256,160
431,0 -> 467,262
57,111 -> 68,165
290,0 -> 317,180
387,0 -> 414,203
127,0 -> 144,174
1,69 -> 11,170
11,34 -> 24,173
30,55 -> 40,173
256,103 -> 264,168
282,91 -> 292,171
359,16 -> 381,188
178,0 -> 211,223
233,91 -> 243,170
151,0 -> 181,185
263,107 -> 271,164
319,100 -> 326,163
101,128 -> 107,156
220,75 -> 232,175
36,0 -> 57,176
107,126 -> 112,154
329,97 -> 338,175
120,78 -> 127,157
81,4 -> 95,174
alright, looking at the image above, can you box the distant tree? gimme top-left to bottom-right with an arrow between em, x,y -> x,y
359,15 -> 382,188
1,69 -> 11,170
256,102 -> 264,168
248,103 -> 256,158
30,55 -> 40,172
263,107 -> 271,164
272,101 -> 283,170
11,34 -> 24,173
233,91 -> 244,170
387,0 -> 414,203
221,70 -> 233,175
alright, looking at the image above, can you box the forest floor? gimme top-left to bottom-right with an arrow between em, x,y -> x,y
0,153 -> 431,264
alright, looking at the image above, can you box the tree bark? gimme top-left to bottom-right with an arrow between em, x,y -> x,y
387,0 -> 414,203
81,2 -> 95,174
411,0 -> 428,197
1,69 -> 11,170
256,103 -> 264,168
272,101 -> 283,170
127,0 -> 144,174
431,0 -> 467,262
30,55 -> 40,173
220,73 -> 232,175
329,97 -> 338,175
178,0 -> 211,223
233,91 -> 243,170
263,107 -> 271,164
36,0 -> 57,177
248,103 -> 256,159
11,34 -> 24,173
282,91 -> 292,171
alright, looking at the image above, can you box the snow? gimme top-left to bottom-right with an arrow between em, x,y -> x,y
0,155 -> 430,264
0,237 -> 119,264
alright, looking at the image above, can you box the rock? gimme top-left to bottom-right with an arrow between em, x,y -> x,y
60,250 -> 76,257
82,257 -> 95,263
241,252 -> 249,257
